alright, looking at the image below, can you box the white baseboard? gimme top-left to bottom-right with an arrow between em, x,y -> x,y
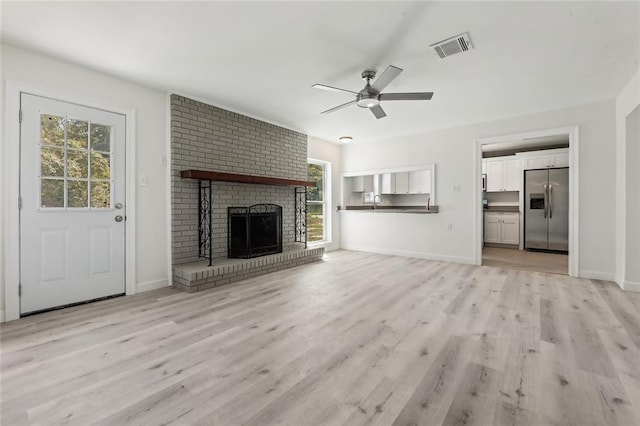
341,244 -> 475,265
623,280 -> 640,292
136,278 -> 169,293
308,241 -> 340,252
0,310 -> 5,323
579,270 -> 615,281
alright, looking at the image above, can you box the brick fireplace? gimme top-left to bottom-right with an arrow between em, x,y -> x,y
170,95 -> 323,292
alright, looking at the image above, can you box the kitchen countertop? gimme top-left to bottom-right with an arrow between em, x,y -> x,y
484,206 -> 520,212
342,205 -> 439,214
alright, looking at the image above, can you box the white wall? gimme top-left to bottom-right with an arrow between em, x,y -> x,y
615,67 -> 640,291
307,136 -> 342,252
1,44 -> 169,321
625,107 -> 640,287
342,100 -> 617,279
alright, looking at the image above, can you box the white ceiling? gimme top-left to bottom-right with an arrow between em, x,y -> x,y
2,1 -> 639,144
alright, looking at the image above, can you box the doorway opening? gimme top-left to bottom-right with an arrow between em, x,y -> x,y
475,127 -> 579,276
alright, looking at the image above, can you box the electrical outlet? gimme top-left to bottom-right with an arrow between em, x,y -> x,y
447,223 -> 453,231
453,185 -> 461,192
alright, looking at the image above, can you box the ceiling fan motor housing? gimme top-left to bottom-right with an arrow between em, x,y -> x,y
361,70 -> 376,80
357,70 -> 380,108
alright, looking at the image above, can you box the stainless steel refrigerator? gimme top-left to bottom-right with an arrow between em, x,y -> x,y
524,168 -> 569,252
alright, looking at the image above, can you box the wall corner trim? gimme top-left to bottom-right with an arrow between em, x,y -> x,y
137,278 -> 170,293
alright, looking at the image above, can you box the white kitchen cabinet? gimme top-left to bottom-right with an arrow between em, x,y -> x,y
519,148 -> 569,170
380,173 -> 395,194
484,213 -> 502,244
552,153 -> 569,167
484,157 -> 521,192
501,213 -> 520,245
351,175 -> 374,192
524,157 -> 548,170
485,161 -> 503,192
408,170 -> 431,194
484,212 -> 520,245
395,172 -> 409,194
503,159 -> 521,191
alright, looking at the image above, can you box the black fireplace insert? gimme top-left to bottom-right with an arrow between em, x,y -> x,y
228,204 -> 283,258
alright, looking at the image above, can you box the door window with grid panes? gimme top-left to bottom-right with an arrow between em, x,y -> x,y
39,114 -> 112,209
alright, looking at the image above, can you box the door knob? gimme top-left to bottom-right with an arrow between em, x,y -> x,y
115,203 -> 123,209
115,215 -> 123,222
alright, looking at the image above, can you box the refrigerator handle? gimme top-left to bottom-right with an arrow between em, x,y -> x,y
549,184 -> 553,219
543,183 -> 548,218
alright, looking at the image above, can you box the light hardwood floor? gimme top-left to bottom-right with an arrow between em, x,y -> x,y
483,247 -> 568,275
2,250 -> 639,425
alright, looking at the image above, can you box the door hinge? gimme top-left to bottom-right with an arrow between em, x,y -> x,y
19,283 -> 22,297
18,196 -> 22,210
19,109 -> 23,123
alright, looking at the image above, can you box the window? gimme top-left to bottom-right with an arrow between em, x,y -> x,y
307,159 -> 329,243
39,114 -> 112,209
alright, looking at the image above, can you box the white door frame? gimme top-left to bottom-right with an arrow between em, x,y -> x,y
474,126 -> 580,277
3,80 -> 137,322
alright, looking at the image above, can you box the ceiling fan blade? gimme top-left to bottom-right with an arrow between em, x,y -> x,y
379,92 -> 434,101
321,100 -> 357,115
312,84 -> 358,95
370,65 -> 403,93
370,104 -> 387,119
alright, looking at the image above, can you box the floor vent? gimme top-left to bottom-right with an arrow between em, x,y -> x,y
430,32 -> 473,59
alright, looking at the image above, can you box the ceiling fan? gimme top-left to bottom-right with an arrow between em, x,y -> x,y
312,65 -> 433,119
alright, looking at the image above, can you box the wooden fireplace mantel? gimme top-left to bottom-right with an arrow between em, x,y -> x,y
180,169 -> 316,187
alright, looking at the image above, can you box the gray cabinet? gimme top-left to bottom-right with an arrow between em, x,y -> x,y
380,170 -> 431,195
351,175 -> 374,192
394,172 -> 409,194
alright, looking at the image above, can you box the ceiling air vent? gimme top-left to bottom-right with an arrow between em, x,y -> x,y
430,32 -> 473,59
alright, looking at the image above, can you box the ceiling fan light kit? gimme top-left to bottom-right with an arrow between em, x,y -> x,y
313,65 -> 433,119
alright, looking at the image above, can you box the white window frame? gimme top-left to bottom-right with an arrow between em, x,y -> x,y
307,158 -> 330,244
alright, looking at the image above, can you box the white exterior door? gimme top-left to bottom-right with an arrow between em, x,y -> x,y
20,94 -> 126,314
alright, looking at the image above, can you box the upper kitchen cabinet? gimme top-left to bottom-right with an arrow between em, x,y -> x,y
351,175 -> 374,192
380,171 -> 428,194
395,172 -> 410,194
518,148 -> 569,170
484,156 -> 521,192
342,164 -> 436,207
409,170 -> 431,194
380,173 -> 395,194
